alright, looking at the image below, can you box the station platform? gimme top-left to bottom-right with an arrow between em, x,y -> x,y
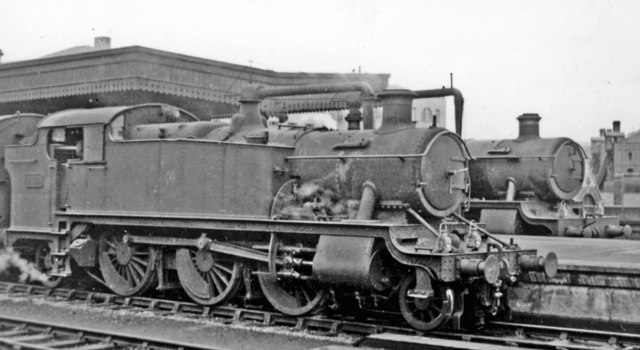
502,235 -> 640,332
506,235 -> 640,273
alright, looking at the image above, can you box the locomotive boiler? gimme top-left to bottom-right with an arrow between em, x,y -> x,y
467,113 -> 631,238
2,83 -> 556,331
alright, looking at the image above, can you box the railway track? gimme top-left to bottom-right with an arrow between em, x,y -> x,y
0,314 -> 219,350
1,282 -> 638,350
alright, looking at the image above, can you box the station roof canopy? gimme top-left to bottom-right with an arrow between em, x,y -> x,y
0,38 -> 390,118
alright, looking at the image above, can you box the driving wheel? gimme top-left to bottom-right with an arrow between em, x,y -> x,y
398,271 -> 454,331
258,274 -> 326,316
98,235 -> 157,296
176,248 -> 242,305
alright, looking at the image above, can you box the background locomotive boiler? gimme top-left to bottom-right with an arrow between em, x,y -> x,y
2,83 -> 555,331
466,113 -> 630,238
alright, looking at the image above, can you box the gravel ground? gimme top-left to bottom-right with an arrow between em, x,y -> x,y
0,294 -> 363,350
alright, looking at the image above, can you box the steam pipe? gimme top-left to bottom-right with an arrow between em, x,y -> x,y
505,178 -> 517,201
414,88 -> 464,136
240,82 -> 375,131
356,182 -> 378,220
241,82 -> 375,101
451,212 -> 510,247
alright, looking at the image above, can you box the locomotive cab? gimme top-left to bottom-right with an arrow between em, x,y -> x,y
3,104 -> 199,279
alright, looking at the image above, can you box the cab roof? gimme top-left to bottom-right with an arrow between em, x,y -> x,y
38,104 -> 198,128
0,113 -> 44,123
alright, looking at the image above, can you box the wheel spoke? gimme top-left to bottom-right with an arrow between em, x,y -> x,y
204,273 -> 217,295
208,271 -> 224,294
104,240 -> 118,250
99,236 -> 156,297
212,262 -> 233,275
428,303 -> 441,313
300,286 -> 312,303
130,260 -> 146,276
211,266 -> 230,285
128,265 -> 141,285
123,266 -> 134,287
399,272 -> 451,331
426,308 -> 435,321
294,288 -> 304,307
258,274 -> 326,316
130,256 -> 148,266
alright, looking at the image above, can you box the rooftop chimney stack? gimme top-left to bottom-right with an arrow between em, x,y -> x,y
613,120 -> 621,133
517,113 -> 541,139
94,37 -> 111,50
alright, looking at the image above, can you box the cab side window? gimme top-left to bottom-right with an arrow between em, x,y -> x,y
47,127 -> 83,163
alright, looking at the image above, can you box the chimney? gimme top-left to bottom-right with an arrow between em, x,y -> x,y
613,120 -> 621,133
599,128 -> 606,137
94,37 -> 111,50
377,89 -> 417,132
517,113 -> 541,139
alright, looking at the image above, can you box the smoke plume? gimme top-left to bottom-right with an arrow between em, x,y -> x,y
0,248 -> 49,283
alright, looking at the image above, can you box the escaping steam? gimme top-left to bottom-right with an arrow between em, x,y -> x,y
0,248 -> 49,283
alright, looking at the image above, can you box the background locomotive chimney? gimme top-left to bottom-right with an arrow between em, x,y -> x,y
613,120 -> 621,133
377,89 -> 417,132
517,113 -> 541,139
94,36 -> 111,50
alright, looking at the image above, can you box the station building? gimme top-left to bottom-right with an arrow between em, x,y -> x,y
591,120 -> 640,206
0,37 -> 390,123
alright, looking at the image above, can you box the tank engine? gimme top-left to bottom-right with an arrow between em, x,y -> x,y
467,113 -> 631,238
2,84 -> 556,331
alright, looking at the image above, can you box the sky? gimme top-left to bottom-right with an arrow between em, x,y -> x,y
2,0 -> 640,141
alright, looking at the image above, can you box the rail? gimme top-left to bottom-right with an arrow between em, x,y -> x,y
0,315 -> 219,350
1,282 -> 638,350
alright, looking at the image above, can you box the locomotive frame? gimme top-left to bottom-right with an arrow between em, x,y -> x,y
2,83 -> 556,331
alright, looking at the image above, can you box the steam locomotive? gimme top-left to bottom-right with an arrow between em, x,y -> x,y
466,113 -> 631,238
1,83 -> 556,331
